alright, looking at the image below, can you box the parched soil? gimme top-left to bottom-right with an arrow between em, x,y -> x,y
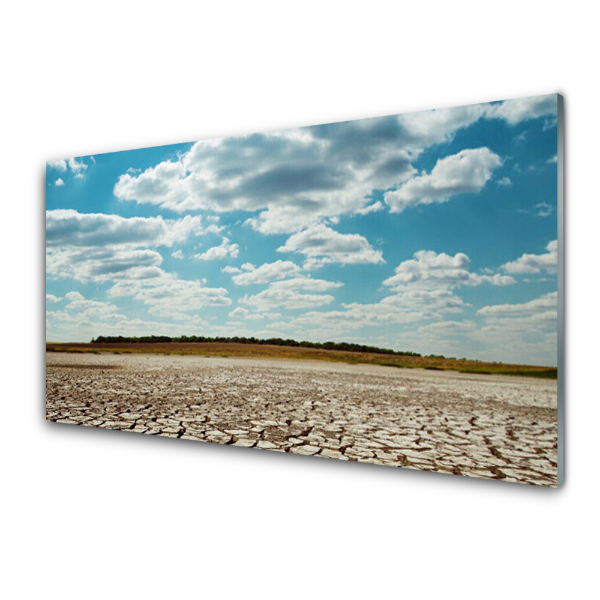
46,352 -> 558,486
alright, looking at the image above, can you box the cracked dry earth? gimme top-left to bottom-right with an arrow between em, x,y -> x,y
46,352 -> 558,486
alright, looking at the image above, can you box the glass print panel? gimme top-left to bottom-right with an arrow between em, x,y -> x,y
46,94 -> 563,486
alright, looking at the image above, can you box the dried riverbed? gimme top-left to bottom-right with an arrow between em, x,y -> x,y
46,352 -> 558,486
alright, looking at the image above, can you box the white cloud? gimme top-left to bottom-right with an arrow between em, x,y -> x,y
230,260 -> 302,285
478,291 -> 557,319
240,288 -> 336,310
384,250 -> 472,289
268,277 -> 342,292
204,223 -> 225,235
228,306 -> 283,321
65,291 -> 84,301
277,287 -> 467,335
54,178 -> 65,187
107,275 -> 231,318
110,96 -> 555,233
47,246 -> 165,282
417,320 -> 478,334
476,292 -> 558,364
46,294 -> 61,303
469,273 -> 516,286
278,224 -> 384,269
48,157 -> 89,179
243,312 -> 282,321
534,202 -> 554,217
45,309 -> 210,344
221,265 -> 242,274
112,127 -> 416,234
46,210 -> 205,249
109,110 -> 492,235
383,250 -> 515,291
502,240 -> 557,274
356,201 -> 384,215
251,249 -> 514,339
67,157 -> 88,174
46,209 -> 231,317
484,94 -> 557,125
497,176 -> 512,187
238,276 -> 342,310
171,250 -> 184,259
547,155 -> 558,164
64,291 -> 119,317
384,148 -> 502,213
397,104 -> 488,148
47,159 -> 67,172
193,237 -> 239,261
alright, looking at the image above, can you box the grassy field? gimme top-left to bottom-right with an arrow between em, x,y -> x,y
46,341 -> 557,379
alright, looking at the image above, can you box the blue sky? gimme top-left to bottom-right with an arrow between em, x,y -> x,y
46,94 -> 559,365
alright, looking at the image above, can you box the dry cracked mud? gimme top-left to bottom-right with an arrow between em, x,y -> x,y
46,352 -> 558,486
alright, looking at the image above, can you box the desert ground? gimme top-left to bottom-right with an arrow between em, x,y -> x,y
46,351 -> 558,486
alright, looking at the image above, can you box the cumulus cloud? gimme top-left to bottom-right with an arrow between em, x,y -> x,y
497,177 -> 512,187
229,307 -> 249,318
478,291 -> 557,319
46,210 -> 205,249
108,277 -> 231,318
356,201 -> 384,215
45,308 -> 210,344
193,237 -> 239,261
112,124 -> 416,227
274,287 -> 467,336
383,250 -> 515,291
238,276 -> 342,311
64,291 -> 119,317
384,251 -> 472,289
46,210 -> 205,282
46,294 -> 61,303
251,248 -> 513,338
396,104 -> 488,147
111,97 -> 555,233
240,288 -> 336,311
230,260 -> 302,285
268,277 -> 343,292
278,224 -> 384,269
221,266 -> 242,274
171,250 -> 184,259
501,240 -> 557,274
484,94 -> 557,125
54,178 -> 65,187
65,291 -> 84,301
109,110 -> 484,234
47,246 -> 165,282
46,209 -> 232,316
67,157 -> 88,174
476,291 -> 558,362
384,148 -> 502,213
47,159 -> 68,172
47,157 -> 90,179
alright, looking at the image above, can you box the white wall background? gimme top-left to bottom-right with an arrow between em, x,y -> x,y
1,2 -> 596,598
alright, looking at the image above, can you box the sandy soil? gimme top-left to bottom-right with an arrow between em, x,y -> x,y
46,352 -> 558,486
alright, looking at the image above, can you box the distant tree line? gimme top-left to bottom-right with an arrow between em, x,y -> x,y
90,335 -> 421,357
